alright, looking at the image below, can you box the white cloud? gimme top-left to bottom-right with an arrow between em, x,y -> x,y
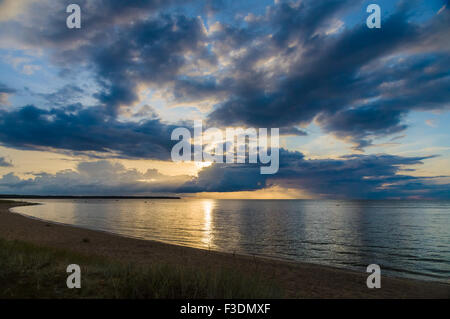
0,160 -> 191,195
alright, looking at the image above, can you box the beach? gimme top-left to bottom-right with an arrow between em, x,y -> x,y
1,200 -> 449,299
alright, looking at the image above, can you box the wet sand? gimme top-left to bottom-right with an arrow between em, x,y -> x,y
0,200 -> 448,298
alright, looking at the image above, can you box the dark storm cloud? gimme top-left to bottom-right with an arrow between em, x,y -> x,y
209,8 -> 416,125
89,14 -> 212,114
0,149 -> 447,199
63,14 -> 211,115
316,106 -> 408,149
173,76 -> 227,102
316,53 -> 450,148
177,149 -> 449,199
272,151 -> 441,199
0,0 -> 449,199
16,0 -> 189,47
207,2 -> 450,147
0,1 -> 210,115
177,163 -> 266,193
0,105 -> 178,160
3,0 -> 447,146
279,127 -> 308,136
268,0 -> 358,45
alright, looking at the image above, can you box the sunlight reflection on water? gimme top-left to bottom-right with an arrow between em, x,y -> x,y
10,198 -> 450,283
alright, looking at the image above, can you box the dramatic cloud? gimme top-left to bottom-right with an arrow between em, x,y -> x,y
0,0 -> 448,198
0,0 -> 187,42
0,0 -> 211,114
2,1 -> 448,145
0,160 -> 189,195
0,105 -> 178,160
177,150 -> 449,199
316,53 -> 450,148
207,2 -> 450,147
0,152 -> 447,199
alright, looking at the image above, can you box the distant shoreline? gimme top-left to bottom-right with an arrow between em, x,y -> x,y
2,195 -> 449,201
0,195 -> 181,199
1,200 -> 449,298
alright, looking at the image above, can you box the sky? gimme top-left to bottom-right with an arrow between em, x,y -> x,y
0,0 -> 449,199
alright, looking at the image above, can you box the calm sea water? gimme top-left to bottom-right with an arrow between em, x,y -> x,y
10,199 -> 450,283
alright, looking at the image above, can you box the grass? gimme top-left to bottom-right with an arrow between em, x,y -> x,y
0,238 -> 283,299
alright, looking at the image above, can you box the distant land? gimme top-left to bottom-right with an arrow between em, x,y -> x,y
0,195 -> 181,199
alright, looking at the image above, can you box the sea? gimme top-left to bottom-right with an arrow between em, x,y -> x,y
10,198 -> 450,283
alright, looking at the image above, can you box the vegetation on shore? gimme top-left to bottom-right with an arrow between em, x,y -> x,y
0,238 -> 282,298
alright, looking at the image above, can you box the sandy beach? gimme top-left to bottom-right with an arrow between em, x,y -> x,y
0,200 -> 448,299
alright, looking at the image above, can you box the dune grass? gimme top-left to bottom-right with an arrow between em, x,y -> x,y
0,238 -> 283,299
